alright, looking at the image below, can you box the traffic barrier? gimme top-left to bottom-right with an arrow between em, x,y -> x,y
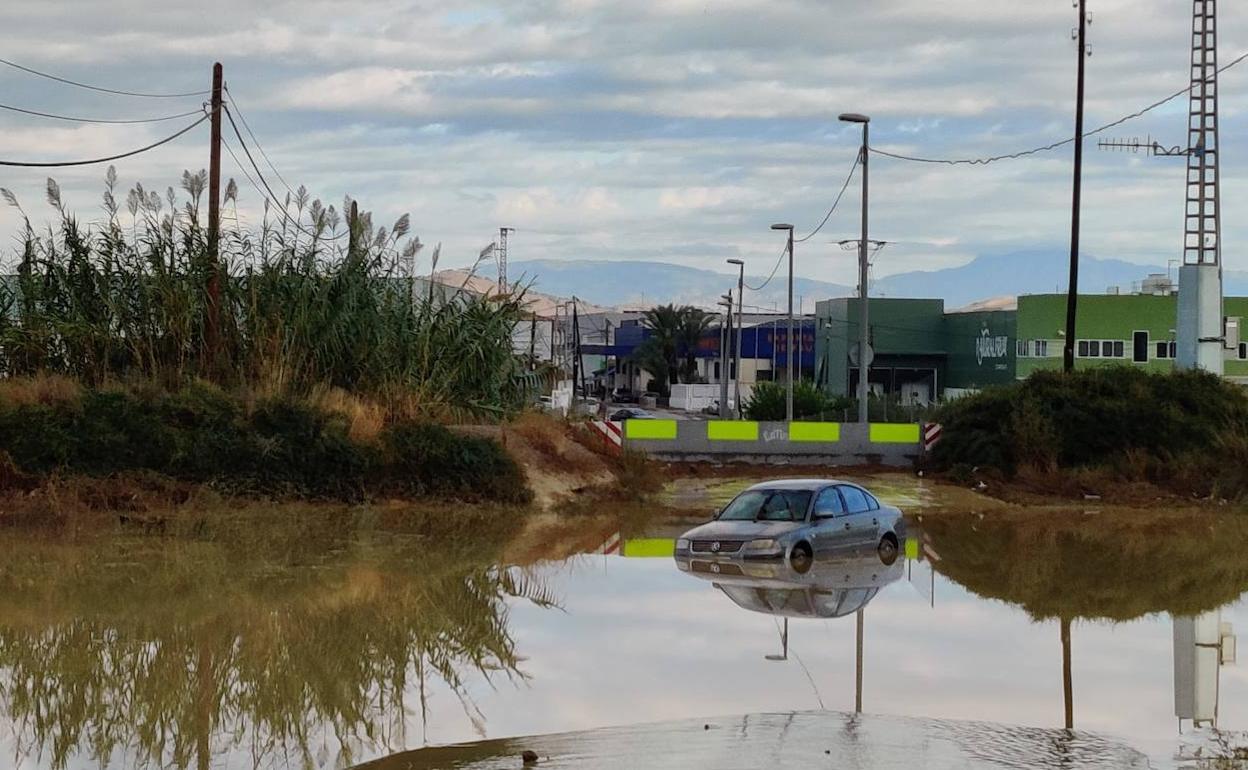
869,423 -> 921,444
788,422 -> 841,442
707,420 -> 759,441
624,419 -> 678,440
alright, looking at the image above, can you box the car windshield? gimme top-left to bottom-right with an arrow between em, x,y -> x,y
718,489 -> 811,522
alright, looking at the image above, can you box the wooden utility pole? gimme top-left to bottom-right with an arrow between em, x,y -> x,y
205,62 -> 224,373
1063,1 -> 1088,373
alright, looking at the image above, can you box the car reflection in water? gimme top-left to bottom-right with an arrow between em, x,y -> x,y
675,547 -> 904,713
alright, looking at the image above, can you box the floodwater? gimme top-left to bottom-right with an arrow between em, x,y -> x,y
0,484 -> 1246,769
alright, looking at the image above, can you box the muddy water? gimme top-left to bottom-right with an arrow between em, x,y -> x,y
0,483 -> 1245,769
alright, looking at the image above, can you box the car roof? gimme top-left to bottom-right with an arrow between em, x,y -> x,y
742,479 -> 855,492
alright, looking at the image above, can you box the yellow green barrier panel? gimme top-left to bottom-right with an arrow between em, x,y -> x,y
707,421 -> 759,441
905,537 -> 920,561
788,422 -> 841,442
869,423 -> 921,444
625,419 -> 678,440
621,538 -> 675,557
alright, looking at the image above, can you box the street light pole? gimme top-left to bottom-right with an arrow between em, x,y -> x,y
727,259 -> 745,418
719,293 -> 733,418
771,224 -> 795,422
840,112 -> 871,424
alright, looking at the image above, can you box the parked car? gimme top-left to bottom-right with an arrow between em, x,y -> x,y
673,479 -> 905,568
610,407 -> 655,422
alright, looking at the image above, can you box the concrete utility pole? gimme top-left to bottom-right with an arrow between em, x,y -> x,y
497,227 -> 515,293
1063,0 -> 1090,373
840,112 -> 871,423
727,259 -> 745,418
771,224 -> 795,421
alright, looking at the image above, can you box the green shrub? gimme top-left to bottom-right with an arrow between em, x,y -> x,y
932,367 -> 1248,495
0,383 -> 530,504
743,380 -> 849,421
380,423 -> 531,504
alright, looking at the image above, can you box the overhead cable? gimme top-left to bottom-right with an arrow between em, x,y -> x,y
223,85 -> 296,195
0,57 -> 209,99
871,49 -> 1248,166
0,101 -> 205,125
746,154 -> 860,291
0,111 -> 209,167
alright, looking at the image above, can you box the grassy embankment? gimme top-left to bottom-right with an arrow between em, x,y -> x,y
931,367 -> 1248,503
0,172 -> 588,515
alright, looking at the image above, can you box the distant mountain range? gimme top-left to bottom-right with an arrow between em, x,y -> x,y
492,253 -> 1248,310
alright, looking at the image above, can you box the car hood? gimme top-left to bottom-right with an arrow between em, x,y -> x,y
681,520 -> 803,540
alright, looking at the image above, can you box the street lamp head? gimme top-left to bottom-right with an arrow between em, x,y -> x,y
726,258 -> 744,266
764,654 -> 787,661
839,112 -> 870,124
770,223 -> 794,231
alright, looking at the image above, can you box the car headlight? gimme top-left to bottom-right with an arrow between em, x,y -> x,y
744,538 -> 778,552
676,538 -> 691,550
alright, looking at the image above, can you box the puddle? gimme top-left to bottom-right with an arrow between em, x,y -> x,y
0,501 -> 1245,769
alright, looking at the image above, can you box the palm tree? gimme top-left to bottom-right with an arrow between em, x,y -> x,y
677,307 -> 712,383
641,304 -> 683,389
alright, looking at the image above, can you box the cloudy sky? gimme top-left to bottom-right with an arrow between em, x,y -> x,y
0,0 -> 1246,287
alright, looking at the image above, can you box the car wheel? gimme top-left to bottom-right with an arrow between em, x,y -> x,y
790,542 -> 813,574
877,534 -> 899,566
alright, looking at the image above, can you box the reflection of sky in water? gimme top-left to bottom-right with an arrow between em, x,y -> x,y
1,542 -> 1244,769
429,555 -> 1247,765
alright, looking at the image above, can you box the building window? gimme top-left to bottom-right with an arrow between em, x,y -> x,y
1112,340 -> 1124,358
1171,341 -> 1177,358
1157,341 -> 1169,359
1017,339 -> 1028,357
1078,340 -> 1089,357
1088,340 -> 1101,357
1240,342 -> 1247,360
1133,331 -> 1149,363
1033,340 -> 1047,357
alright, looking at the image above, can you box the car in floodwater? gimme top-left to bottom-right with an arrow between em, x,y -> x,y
673,479 -> 905,568
674,549 -> 904,619
610,407 -> 656,421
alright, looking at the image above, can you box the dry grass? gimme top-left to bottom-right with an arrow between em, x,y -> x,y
0,374 -> 81,408
306,385 -> 386,445
508,412 -> 601,474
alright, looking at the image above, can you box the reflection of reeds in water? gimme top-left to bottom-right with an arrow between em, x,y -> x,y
0,507 -> 560,769
920,509 -> 1248,621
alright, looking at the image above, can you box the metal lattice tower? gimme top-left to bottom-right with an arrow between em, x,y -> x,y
1184,0 -> 1221,268
497,227 -> 515,292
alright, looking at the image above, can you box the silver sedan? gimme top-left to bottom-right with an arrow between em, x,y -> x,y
673,479 -> 905,569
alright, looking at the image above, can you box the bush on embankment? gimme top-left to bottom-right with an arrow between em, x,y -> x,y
0,380 -> 531,504
932,367 -> 1248,499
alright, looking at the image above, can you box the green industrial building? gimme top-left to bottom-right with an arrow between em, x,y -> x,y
815,290 -> 1248,403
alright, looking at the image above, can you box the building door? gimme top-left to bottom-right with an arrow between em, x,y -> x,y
1132,331 -> 1149,363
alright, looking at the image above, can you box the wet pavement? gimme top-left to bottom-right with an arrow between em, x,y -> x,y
0,487 -> 1245,769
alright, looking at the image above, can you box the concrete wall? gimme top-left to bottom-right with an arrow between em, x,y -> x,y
622,419 -> 922,466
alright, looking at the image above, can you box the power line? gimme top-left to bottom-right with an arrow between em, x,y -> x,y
0,111 -> 209,167
221,119 -> 345,242
796,154 -> 860,243
871,49 -> 1248,166
0,57 -> 209,99
746,154 -> 860,291
0,101 -> 205,125
223,84 -> 296,196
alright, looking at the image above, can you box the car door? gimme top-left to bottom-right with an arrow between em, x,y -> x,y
809,486 -> 853,554
835,485 -> 876,547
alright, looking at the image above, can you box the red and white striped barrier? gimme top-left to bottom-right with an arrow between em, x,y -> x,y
590,420 -> 624,453
922,422 -> 943,452
594,532 -> 622,555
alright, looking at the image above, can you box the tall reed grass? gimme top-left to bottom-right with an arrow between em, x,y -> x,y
0,169 -> 530,417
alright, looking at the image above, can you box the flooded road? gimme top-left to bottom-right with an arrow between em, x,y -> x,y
0,484 -> 1245,769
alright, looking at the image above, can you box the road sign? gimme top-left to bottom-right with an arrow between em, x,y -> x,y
849,342 -> 875,367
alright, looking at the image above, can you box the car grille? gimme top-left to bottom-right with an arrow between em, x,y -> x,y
691,560 -> 743,576
691,540 -> 743,554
